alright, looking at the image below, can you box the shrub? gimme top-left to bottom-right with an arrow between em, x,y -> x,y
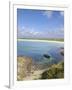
41,61 -> 64,79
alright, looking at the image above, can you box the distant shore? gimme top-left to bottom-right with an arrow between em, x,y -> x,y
17,39 -> 64,44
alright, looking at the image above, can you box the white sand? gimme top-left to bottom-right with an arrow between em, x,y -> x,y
17,39 -> 64,44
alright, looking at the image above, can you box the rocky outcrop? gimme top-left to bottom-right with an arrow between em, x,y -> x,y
41,61 -> 64,79
17,56 -> 32,81
60,47 -> 64,56
43,54 -> 51,59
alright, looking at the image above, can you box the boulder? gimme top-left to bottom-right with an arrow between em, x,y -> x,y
60,47 -> 64,56
43,54 -> 50,58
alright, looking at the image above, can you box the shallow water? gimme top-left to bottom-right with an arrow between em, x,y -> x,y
17,41 -> 64,65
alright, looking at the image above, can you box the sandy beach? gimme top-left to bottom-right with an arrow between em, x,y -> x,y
17,39 -> 64,44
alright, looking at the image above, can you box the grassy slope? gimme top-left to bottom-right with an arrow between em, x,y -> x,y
41,61 -> 64,79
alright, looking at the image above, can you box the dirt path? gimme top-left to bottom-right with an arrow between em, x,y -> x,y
23,69 -> 47,80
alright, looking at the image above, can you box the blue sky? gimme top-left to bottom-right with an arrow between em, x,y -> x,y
17,9 -> 64,39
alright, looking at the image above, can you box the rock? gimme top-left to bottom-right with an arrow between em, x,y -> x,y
17,56 -> 32,81
41,61 -> 64,79
60,51 -> 64,56
43,54 -> 50,58
60,47 -> 64,56
60,47 -> 64,49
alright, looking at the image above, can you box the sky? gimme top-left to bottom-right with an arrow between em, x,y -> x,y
17,9 -> 64,39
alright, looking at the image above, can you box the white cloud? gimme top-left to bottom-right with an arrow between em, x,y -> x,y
43,11 -> 53,18
17,25 -> 64,39
54,27 -> 64,34
60,11 -> 64,16
44,26 -> 64,37
43,11 -> 64,19
17,27 -> 41,38
31,31 -> 39,35
45,26 -> 64,38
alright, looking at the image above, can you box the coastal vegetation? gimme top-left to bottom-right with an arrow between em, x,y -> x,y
17,56 -> 64,80
41,61 -> 64,79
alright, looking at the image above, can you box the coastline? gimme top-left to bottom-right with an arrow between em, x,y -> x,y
17,39 -> 64,80
17,39 -> 64,44
17,56 -> 64,80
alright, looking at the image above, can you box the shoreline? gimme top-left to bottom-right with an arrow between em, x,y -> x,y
17,39 -> 64,44
17,56 -> 64,80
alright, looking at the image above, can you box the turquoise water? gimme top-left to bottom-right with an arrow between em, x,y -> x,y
17,41 -> 64,65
